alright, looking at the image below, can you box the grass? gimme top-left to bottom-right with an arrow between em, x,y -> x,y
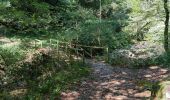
0,46 -> 26,66
1,55 -> 90,99
21,62 -> 90,99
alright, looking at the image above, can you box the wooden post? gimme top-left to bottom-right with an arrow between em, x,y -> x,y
69,49 -> 71,66
82,49 -> 85,65
106,47 -> 110,63
66,43 -> 68,54
50,39 -> 52,46
40,41 -> 43,48
57,40 -> 59,59
34,40 -> 36,48
74,44 -> 78,60
65,43 -> 69,60
69,42 -> 72,62
90,48 -> 93,58
75,48 -> 78,60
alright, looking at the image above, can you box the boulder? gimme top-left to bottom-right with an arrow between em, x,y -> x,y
110,41 -> 164,67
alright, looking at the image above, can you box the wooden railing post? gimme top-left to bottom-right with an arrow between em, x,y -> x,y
34,40 -> 36,48
82,49 -> 85,65
50,39 -> 52,46
57,40 -> 59,59
40,41 -> 43,48
90,47 -> 93,58
69,42 -> 72,62
106,47 -> 110,63
76,48 -> 78,60
74,44 -> 78,61
66,43 -> 68,54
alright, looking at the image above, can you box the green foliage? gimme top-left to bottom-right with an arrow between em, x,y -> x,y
155,53 -> 170,67
129,0 -> 141,13
0,0 -> 133,52
11,0 -> 50,13
0,46 -> 25,66
67,0 -> 132,50
76,21 -> 132,49
19,62 -> 90,99
78,0 -> 100,9
0,48 -> 90,99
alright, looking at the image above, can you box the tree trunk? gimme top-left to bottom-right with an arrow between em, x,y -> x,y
164,0 -> 169,52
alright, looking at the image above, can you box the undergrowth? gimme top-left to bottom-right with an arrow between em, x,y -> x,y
0,45 -> 90,99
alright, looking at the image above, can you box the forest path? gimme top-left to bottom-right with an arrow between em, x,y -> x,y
60,59 -> 169,100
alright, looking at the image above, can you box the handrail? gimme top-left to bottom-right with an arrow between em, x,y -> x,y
34,39 -> 110,63
49,39 -> 106,49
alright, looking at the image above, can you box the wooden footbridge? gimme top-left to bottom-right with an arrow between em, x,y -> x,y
33,39 -> 110,63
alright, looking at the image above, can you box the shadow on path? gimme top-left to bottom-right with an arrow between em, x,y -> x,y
60,59 -> 170,100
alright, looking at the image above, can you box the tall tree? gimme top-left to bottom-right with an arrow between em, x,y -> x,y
164,0 -> 169,52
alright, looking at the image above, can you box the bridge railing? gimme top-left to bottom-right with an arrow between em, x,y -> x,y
33,39 -> 110,64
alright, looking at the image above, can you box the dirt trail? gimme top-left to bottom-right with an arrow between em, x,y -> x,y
61,59 -> 170,100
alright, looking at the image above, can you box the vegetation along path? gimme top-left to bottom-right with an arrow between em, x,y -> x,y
61,59 -> 170,100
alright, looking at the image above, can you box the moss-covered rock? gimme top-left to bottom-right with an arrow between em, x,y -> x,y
110,49 -> 155,67
156,81 -> 170,100
110,41 -> 164,67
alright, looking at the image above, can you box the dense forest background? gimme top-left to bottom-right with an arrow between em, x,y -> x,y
0,0 -> 169,49
0,0 -> 170,99
0,0 -> 166,47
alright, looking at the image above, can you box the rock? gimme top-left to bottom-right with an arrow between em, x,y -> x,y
110,50 -> 134,67
156,81 -> 170,100
134,91 -> 151,97
110,41 -> 164,67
